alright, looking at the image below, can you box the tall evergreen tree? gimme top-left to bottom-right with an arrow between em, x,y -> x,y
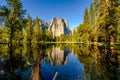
83,8 -> 90,24
90,3 -> 95,25
94,0 -> 108,42
0,0 -> 26,43
107,0 -> 120,45
96,0 -> 120,44
26,15 -> 33,43
93,0 -> 100,23
33,17 -> 41,42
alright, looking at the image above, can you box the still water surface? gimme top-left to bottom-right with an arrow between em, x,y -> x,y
0,43 -> 120,80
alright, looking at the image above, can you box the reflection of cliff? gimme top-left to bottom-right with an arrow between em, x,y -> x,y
47,46 -> 71,66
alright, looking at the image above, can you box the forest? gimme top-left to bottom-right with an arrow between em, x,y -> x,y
0,0 -> 120,80
0,0 -> 120,45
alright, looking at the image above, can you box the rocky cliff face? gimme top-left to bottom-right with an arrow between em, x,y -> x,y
39,19 -> 49,30
32,19 -> 49,30
48,17 -> 71,37
0,17 -> 71,37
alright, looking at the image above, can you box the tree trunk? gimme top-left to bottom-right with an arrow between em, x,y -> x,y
110,35 -> 114,45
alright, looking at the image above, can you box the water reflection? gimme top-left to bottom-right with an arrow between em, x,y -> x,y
0,43 -> 120,80
30,58 -> 42,80
98,45 -> 119,80
74,44 -> 119,80
0,44 -> 27,80
47,46 -> 71,66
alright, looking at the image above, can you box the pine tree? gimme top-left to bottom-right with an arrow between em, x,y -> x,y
0,0 -> 26,43
33,17 -> 41,42
93,0 -> 108,42
95,0 -> 120,44
107,0 -> 120,45
90,3 -> 95,25
26,15 -> 33,43
83,8 -> 90,24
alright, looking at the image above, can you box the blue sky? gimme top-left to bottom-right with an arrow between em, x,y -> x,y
0,0 -> 93,30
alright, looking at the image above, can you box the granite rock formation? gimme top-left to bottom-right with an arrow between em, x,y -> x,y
48,17 -> 71,37
32,19 -> 49,30
39,19 -> 49,30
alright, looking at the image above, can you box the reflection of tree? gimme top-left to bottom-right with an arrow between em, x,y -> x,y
30,57 -> 42,80
73,44 -> 102,80
29,43 -> 54,80
0,43 -> 51,79
0,43 -> 119,80
0,44 -> 9,59
72,44 -> 119,80
99,45 -> 119,80
116,44 -> 120,79
0,44 -> 28,79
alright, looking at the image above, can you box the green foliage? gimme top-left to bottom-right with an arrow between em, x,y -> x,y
0,0 -> 26,43
84,8 -> 90,24
96,0 -> 120,44
0,27 -> 9,43
59,34 -> 71,41
41,30 -> 53,41
0,0 -> 120,44
72,29 -> 79,42
75,24 -> 93,42
80,0 -> 120,44
25,15 -> 33,43
90,3 -> 95,25
32,17 -> 41,42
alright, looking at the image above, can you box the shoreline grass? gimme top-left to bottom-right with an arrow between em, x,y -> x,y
1,41 -> 119,45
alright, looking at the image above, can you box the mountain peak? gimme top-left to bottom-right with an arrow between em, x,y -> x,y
48,17 -> 71,37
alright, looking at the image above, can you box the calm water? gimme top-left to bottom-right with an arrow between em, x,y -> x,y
0,43 -> 120,80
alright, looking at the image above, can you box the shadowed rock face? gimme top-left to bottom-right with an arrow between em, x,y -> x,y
48,17 -> 71,37
32,19 -> 49,30
39,19 -> 49,30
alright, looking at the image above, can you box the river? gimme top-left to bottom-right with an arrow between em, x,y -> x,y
0,43 -> 120,80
